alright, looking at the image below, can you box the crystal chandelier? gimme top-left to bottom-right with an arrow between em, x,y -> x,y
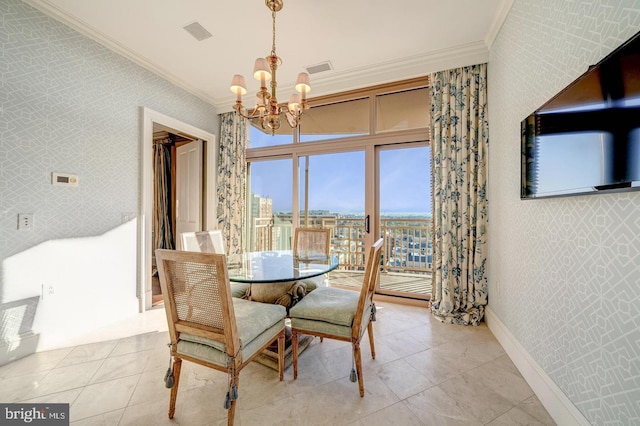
230,0 -> 311,133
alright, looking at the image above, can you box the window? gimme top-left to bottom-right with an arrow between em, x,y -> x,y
245,77 -> 432,299
300,98 -> 369,142
376,88 -> 430,133
247,158 -> 293,250
247,118 -> 293,148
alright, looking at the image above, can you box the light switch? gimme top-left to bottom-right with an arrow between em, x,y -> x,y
52,172 -> 79,186
18,213 -> 33,230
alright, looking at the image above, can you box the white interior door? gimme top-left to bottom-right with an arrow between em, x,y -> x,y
175,139 -> 203,249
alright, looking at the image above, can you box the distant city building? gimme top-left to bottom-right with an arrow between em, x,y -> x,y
250,194 -> 272,219
249,194 -> 274,250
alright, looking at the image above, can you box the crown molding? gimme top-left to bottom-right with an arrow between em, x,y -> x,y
22,0 -> 219,107
485,0 -> 514,48
25,0 -> 498,114
214,41 -> 490,111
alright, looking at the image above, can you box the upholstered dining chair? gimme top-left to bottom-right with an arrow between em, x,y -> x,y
181,230 -> 249,299
293,227 -> 332,290
289,237 -> 384,397
155,249 -> 286,425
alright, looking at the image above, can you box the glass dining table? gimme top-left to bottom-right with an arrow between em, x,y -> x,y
225,250 -> 339,370
226,250 -> 339,284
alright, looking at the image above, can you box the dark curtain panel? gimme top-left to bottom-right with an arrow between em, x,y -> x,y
153,140 -> 174,250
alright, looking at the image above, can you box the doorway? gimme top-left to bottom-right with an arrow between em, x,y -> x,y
377,145 -> 432,299
297,151 -> 366,267
140,108 -> 217,311
150,127 -> 202,307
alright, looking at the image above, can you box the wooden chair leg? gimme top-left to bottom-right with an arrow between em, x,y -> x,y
227,373 -> 239,426
292,329 -> 299,380
367,321 -> 376,359
168,358 -> 182,419
354,343 -> 364,397
278,332 -> 285,381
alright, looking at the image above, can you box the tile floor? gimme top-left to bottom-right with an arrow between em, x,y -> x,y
0,302 -> 556,425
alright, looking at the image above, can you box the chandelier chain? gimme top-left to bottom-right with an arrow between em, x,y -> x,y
271,9 -> 277,57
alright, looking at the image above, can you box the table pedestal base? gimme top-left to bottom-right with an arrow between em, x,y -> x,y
254,326 -> 313,371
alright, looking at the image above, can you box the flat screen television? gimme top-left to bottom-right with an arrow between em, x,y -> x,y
521,31 -> 640,199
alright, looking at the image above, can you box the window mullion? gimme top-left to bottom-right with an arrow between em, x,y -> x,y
369,94 -> 376,136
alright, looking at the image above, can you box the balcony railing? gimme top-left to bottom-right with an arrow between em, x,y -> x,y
380,218 -> 433,274
249,215 -> 432,275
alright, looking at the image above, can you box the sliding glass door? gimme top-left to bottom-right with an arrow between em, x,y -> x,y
246,142 -> 432,299
377,145 -> 432,299
244,77 -> 431,299
247,158 -> 293,251
298,151 -> 366,270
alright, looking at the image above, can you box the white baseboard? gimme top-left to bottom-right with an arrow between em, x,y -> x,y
485,307 -> 590,426
0,331 -> 40,367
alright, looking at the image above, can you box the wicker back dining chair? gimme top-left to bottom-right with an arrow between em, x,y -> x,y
293,227 -> 331,290
293,227 -> 331,258
181,230 -> 226,254
155,249 -> 286,425
289,238 -> 384,396
180,230 -> 248,299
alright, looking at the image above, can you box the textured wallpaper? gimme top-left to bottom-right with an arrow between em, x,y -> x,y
488,1 -> 640,424
0,0 -> 218,348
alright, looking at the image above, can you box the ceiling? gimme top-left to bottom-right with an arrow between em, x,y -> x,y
23,0 -> 513,112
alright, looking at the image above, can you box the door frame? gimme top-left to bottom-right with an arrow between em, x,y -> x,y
374,142 -> 430,299
140,107 -> 217,311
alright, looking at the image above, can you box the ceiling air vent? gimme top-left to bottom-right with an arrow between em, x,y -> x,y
183,21 -> 212,41
305,61 -> 333,75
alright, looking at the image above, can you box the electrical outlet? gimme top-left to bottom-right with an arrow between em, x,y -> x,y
18,213 -> 34,230
41,283 -> 54,300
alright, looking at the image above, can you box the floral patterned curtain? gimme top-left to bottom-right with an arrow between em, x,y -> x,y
429,63 -> 489,326
217,112 -> 247,255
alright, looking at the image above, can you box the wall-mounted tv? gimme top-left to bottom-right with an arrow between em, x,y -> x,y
521,31 -> 640,199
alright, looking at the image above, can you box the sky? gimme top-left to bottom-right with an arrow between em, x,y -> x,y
249,128 -> 431,214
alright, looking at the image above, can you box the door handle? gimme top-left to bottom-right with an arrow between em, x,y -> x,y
365,215 -> 370,234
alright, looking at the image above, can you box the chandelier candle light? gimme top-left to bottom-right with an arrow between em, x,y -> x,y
230,0 -> 311,133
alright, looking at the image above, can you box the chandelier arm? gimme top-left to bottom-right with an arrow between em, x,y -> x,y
233,103 -> 264,120
282,110 -> 298,128
275,100 -> 309,111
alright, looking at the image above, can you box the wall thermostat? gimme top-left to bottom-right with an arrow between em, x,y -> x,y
52,172 -> 79,187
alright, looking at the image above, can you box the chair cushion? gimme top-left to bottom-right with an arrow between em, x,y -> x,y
178,298 -> 286,366
291,300 -> 373,340
290,317 -> 352,339
231,282 -> 250,298
300,274 -> 328,292
289,287 -> 359,327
